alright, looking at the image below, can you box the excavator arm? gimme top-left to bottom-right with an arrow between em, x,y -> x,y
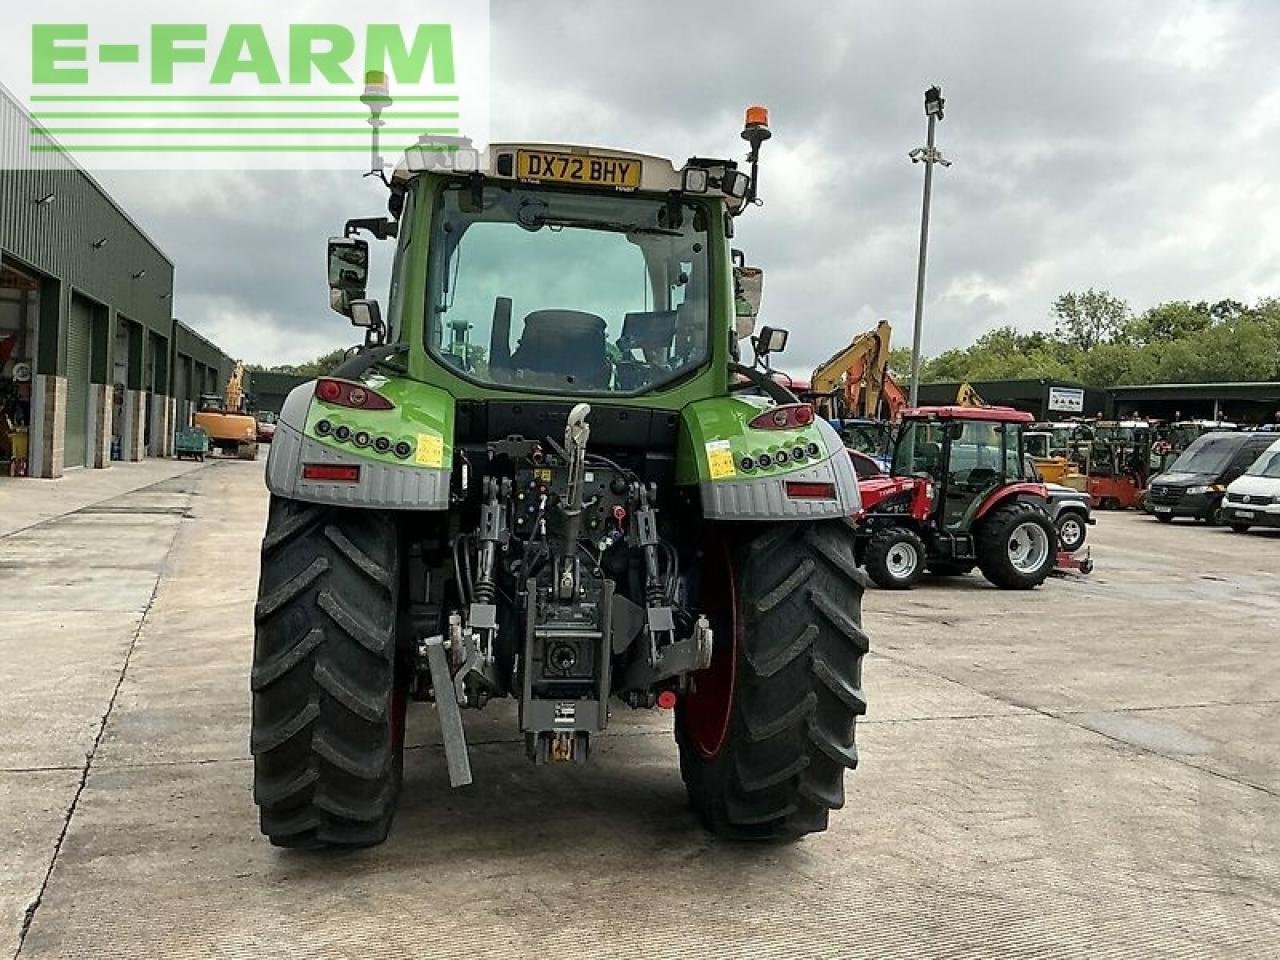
809,319 -> 893,420
882,369 -> 908,419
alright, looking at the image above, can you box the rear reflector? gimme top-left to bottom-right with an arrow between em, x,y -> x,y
785,481 -> 837,500
303,463 -> 361,483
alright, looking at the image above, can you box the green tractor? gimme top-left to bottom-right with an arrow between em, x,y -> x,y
251,106 -> 868,848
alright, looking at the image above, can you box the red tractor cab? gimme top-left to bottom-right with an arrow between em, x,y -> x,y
854,405 -> 1058,590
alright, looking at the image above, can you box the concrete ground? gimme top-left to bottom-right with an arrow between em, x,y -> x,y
2,461 -> 1277,959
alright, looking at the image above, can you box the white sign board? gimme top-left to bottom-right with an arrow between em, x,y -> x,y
1048,387 -> 1085,413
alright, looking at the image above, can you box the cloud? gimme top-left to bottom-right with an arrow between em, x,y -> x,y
94,0 -> 1279,376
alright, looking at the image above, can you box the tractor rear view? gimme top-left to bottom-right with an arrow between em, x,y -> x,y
854,406 -> 1057,590
249,105 -> 869,849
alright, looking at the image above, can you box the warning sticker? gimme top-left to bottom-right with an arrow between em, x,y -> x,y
705,439 -> 737,480
415,434 -> 444,468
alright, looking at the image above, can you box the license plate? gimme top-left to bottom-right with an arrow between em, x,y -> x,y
516,149 -> 642,189
1233,510 -> 1255,520
1154,505 -> 1172,513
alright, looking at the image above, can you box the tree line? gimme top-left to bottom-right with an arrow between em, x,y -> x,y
896,291 -> 1280,388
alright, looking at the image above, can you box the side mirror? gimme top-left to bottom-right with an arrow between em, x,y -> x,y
732,265 -> 763,340
328,237 -> 370,316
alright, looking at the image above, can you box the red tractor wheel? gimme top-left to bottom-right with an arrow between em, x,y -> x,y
863,526 -> 926,590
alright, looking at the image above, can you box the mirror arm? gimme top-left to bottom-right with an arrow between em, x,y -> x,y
344,217 -> 398,240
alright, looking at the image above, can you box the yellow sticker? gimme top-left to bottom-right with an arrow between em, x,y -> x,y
705,439 -> 737,480
535,468 -> 553,484
415,434 -> 444,468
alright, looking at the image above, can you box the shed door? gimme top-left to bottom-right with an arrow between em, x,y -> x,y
64,298 -> 93,468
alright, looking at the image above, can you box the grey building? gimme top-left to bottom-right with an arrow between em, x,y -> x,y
246,370 -> 311,416
1106,381 -> 1280,425
1,82 -> 236,478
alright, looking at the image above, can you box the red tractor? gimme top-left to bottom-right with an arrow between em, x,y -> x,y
853,406 -> 1059,590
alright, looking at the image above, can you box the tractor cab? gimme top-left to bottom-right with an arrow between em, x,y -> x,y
854,406 -> 1058,590
889,406 -> 1036,527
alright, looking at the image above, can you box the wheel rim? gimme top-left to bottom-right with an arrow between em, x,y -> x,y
1008,521 -> 1051,573
886,540 -> 919,580
682,533 -> 738,760
1058,517 -> 1083,549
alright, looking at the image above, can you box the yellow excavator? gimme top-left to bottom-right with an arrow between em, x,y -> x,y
803,319 -> 908,468
193,362 -> 258,460
808,319 -> 905,422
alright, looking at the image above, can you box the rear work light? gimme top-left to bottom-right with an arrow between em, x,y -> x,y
785,481 -> 837,500
750,403 -> 816,431
302,463 -> 361,483
314,378 -> 394,410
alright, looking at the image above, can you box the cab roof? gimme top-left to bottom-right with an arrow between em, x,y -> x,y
901,405 -> 1035,423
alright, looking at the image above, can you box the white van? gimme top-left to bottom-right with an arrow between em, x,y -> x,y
1221,437 -> 1280,533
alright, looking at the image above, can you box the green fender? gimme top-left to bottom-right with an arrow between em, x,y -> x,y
676,396 -> 862,520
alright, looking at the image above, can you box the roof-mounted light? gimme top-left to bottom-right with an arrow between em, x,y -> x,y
405,136 -> 480,174
682,166 -> 709,193
722,169 -> 751,199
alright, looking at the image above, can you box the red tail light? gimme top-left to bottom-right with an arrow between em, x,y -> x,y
314,378 -> 394,410
785,481 -> 837,500
302,463 -> 361,483
750,403 -> 815,430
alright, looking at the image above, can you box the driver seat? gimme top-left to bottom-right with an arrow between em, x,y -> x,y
510,310 -> 611,388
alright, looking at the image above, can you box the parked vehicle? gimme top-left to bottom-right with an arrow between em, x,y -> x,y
854,405 -> 1058,590
251,107 -> 870,847
1221,438 -> 1280,533
1145,432 -> 1278,523
193,363 -> 258,460
1024,454 -> 1093,551
256,411 -> 278,443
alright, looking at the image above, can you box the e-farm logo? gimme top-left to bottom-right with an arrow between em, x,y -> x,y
3,4 -> 490,171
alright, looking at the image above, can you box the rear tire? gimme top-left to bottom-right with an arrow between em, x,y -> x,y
251,496 -> 405,848
1154,513 -> 1174,523
863,526 -> 926,590
976,502 -> 1056,590
676,522 -> 868,840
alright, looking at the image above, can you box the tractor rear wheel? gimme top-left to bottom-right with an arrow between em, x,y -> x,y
975,502 -> 1056,590
676,521 -> 868,840
863,526 -> 926,590
251,496 -> 405,848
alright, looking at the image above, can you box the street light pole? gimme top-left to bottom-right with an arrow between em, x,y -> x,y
908,85 -> 950,407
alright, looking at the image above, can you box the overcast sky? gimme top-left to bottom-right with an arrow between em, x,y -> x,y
95,0 -> 1280,372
